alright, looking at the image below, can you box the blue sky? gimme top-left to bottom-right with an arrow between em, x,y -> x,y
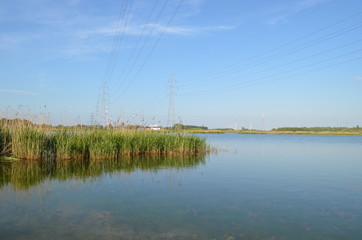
1,0 -> 361,129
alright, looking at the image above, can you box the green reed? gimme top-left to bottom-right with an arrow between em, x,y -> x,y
0,121 -> 207,161
52,130 -> 207,160
0,125 -> 12,158
1,120 -> 45,160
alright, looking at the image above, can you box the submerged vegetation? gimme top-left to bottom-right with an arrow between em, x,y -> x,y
0,118 -> 207,161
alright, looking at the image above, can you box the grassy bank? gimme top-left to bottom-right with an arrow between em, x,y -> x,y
0,121 -> 207,160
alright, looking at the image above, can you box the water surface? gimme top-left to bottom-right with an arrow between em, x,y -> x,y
1,134 -> 361,239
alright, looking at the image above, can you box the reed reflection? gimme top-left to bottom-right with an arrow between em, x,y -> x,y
0,154 -> 206,190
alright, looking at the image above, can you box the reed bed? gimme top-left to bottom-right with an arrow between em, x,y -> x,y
0,122 -> 207,161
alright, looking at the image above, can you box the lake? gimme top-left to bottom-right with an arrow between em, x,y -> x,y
1,134 -> 362,240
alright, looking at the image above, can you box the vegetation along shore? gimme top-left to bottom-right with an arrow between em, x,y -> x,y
171,124 -> 362,135
0,118 -> 208,161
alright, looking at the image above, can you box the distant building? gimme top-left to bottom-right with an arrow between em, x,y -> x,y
148,125 -> 161,130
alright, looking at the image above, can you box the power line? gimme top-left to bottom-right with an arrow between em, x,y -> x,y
143,95 -> 168,114
195,0 -> 335,66
110,0 -> 162,94
111,0 -> 184,104
180,20 -> 362,89
181,37 -> 362,93
103,0 -> 134,85
180,12 -> 362,85
95,1 -> 134,125
179,54 -> 362,97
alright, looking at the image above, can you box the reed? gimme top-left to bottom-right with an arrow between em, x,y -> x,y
0,120 -> 207,161
0,126 -> 11,156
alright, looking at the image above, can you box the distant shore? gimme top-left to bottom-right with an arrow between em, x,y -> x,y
177,129 -> 362,135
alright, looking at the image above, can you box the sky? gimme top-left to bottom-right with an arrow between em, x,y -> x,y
0,0 -> 361,129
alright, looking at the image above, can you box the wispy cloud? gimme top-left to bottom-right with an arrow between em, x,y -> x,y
0,0 -> 235,65
145,24 -> 235,36
297,0 -> 330,9
232,0 -> 331,27
60,22 -> 234,59
79,22 -> 234,38
0,0 -> 233,59
265,0 -> 331,26
178,0 -> 205,18
0,35 -> 25,48
356,77 -> 362,81
0,33 -> 41,49
0,89 -> 38,95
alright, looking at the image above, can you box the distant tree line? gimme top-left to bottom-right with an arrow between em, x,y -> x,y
172,124 -> 208,130
272,126 -> 361,132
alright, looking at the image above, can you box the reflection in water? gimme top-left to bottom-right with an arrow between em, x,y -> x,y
1,134 -> 362,240
0,154 -> 206,190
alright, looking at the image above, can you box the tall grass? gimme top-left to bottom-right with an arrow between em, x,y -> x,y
52,130 -> 207,160
0,126 -> 11,156
0,120 -> 207,161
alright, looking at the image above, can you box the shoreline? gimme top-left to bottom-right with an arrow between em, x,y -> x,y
176,129 -> 362,135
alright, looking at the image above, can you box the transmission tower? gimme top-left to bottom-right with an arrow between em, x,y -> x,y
90,112 -> 95,126
100,80 -> 110,127
140,111 -> 145,127
95,86 -> 102,125
167,74 -> 176,128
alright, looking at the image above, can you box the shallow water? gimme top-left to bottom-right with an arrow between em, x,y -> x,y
1,134 -> 362,240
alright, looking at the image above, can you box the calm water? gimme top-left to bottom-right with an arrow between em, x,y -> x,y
1,134 -> 362,240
